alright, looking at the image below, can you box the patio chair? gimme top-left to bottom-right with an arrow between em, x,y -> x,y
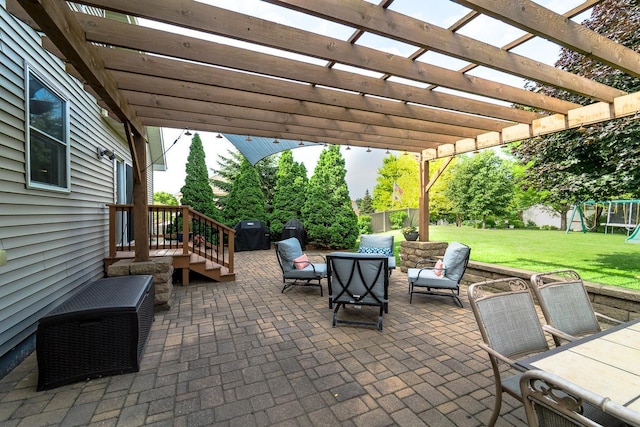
529,270 -> 622,346
275,237 -> 327,296
327,252 -> 389,331
468,277 -> 550,427
357,234 -> 396,274
520,370 -> 639,427
407,241 -> 470,307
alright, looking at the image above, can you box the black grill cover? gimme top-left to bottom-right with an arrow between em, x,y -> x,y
281,218 -> 307,250
234,220 -> 271,251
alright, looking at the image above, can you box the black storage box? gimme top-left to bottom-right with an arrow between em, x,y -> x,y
36,275 -> 154,391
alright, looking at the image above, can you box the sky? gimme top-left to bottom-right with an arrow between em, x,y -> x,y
152,0 -> 591,200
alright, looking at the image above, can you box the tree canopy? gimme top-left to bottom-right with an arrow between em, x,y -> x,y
153,191 -> 178,206
372,154 -> 419,211
445,151 -> 514,228
512,0 -> 640,204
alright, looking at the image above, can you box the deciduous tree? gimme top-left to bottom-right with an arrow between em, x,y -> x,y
372,154 -> 419,211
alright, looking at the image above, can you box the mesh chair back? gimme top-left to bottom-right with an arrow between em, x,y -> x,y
530,271 -> 601,338
469,278 -> 549,359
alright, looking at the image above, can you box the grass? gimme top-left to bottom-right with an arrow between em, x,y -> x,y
388,226 -> 640,290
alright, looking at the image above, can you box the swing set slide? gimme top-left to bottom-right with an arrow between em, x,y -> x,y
626,226 -> 640,243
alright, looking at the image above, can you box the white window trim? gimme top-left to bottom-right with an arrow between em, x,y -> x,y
25,63 -> 71,193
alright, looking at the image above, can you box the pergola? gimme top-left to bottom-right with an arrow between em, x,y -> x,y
9,0 -> 640,259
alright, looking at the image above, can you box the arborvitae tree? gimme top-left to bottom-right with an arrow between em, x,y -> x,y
180,133 -> 219,220
222,156 -> 266,227
269,150 -> 308,238
301,145 -> 358,249
210,149 -> 278,210
357,189 -> 375,214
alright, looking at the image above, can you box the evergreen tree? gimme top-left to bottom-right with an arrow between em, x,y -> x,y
357,189 -> 375,214
269,150 -> 308,238
210,149 -> 278,210
222,156 -> 266,227
180,133 -> 219,220
301,145 -> 358,249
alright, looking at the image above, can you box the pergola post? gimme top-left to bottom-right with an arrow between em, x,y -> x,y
131,132 -> 149,262
419,157 -> 430,241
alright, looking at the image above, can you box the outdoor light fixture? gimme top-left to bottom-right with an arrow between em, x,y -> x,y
246,136 -> 252,142
385,148 -> 390,154
216,132 -> 223,138
345,146 -> 351,150
273,138 -> 280,144
184,128 -> 192,136
299,141 -> 304,146
577,124 -> 587,133
366,147 -> 371,152
323,142 -> 328,147
97,147 -> 116,161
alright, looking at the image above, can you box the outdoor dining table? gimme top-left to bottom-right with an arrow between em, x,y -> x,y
518,317 -> 640,411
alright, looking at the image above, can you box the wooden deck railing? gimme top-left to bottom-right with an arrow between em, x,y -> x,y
108,204 -> 234,274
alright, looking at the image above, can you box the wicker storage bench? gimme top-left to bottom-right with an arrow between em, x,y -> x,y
36,275 -> 154,391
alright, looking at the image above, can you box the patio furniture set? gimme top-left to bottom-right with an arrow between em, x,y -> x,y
275,234 -> 469,331
276,235 -> 640,426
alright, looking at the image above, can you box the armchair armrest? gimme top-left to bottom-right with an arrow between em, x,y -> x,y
595,311 -> 623,325
478,342 -> 523,371
308,254 -> 326,264
414,258 -> 439,268
542,324 -> 578,343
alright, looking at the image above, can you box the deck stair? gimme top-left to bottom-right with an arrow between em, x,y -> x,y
106,205 -> 235,285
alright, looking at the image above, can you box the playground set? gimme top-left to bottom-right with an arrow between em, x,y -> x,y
567,200 -> 640,243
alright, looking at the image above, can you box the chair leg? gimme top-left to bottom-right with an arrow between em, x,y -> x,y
409,282 -> 414,303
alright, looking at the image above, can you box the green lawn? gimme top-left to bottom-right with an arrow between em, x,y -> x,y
388,226 -> 640,290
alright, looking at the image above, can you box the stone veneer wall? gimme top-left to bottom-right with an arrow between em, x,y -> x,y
107,257 -> 174,311
400,241 -> 640,322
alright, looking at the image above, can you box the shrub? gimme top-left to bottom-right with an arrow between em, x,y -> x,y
357,215 -> 373,234
389,211 -> 408,229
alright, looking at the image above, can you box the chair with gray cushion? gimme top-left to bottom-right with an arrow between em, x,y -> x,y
275,237 -> 327,296
520,370 -> 639,427
468,278 -> 550,427
407,241 -> 470,307
327,252 -> 389,331
529,270 -> 622,346
357,234 -> 396,274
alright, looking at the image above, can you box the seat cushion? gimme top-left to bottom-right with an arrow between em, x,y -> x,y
283,263 -> 327,279
407,268 -> 458,289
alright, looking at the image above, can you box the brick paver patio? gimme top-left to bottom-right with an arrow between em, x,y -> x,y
0,249 -> 527,426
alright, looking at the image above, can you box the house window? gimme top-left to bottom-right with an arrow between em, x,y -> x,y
26,68 -> 69,191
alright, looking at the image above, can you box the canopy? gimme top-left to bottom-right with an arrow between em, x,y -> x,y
223,135 -> 322,165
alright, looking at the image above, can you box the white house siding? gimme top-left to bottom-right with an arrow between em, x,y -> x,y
0,6 -> 136,375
